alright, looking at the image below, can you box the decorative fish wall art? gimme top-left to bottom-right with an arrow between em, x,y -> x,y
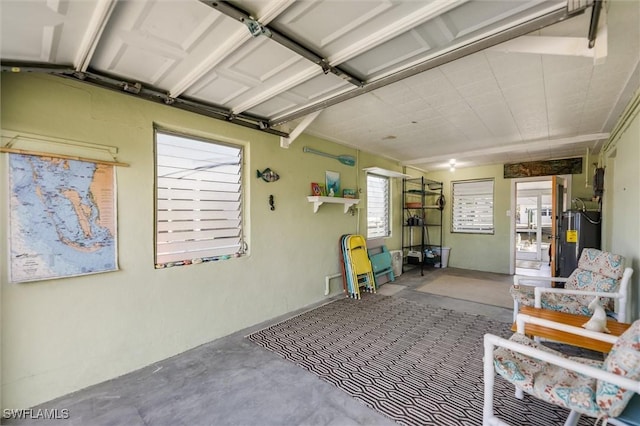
257,168 -> 280,182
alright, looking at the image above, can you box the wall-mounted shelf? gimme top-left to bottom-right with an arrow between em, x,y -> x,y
307,196 -> 359,213
362,167 -> 411,179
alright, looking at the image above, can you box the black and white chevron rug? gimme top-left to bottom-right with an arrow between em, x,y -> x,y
246,294 -> 595,426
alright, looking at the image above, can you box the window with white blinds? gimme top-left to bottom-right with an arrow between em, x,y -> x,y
155,130 -> 243,266
452,179 -> 494,234
367,174 -> 390,239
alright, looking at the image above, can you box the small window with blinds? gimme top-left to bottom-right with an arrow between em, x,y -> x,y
155,130 -> 244,267
367,174 -> 390,239
451,179 -> 494,234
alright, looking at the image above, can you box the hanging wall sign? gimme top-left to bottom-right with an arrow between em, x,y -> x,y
504,157 -> 583,178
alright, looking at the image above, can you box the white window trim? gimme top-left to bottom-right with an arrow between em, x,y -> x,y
367,173 -> 391,239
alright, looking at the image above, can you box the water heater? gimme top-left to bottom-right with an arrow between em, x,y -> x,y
557,210 -> 601,277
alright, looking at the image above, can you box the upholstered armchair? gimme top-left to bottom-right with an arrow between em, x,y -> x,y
483,314 -> 640,426
510,248 -> 634,323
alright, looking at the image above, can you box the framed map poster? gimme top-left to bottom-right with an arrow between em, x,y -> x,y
8,153 -> 118,282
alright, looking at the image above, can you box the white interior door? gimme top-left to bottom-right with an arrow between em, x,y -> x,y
512,177 -> 554,276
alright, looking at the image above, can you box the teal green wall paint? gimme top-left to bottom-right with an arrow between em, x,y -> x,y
2,72 -> 638,410
426,165 -> 511,274
602,96 -> 640,321
424,158 -> 636,276
0,74 -> 406,409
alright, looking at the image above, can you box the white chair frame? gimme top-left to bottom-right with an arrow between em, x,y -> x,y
483,314 -> 640,426
512,267 -> 634,323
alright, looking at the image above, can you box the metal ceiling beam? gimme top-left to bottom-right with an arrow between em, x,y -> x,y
74,0 -> 118,72
1,62 -> 289,138
592,3 -> 607,65
229,0 -> 468,115
270,5 -> 586,127
588,0 -> 602,48
230,66 -> 322,115
169,0 -> 293,98
199,0 -> 364,88
168,27 -> 250,99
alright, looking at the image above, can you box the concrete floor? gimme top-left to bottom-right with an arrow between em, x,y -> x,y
5,267 -> 514,426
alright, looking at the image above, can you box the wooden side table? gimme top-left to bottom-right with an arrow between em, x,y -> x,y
512,306 -> 631,353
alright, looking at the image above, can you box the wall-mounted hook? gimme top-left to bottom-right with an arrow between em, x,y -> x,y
269,195 -> 275,211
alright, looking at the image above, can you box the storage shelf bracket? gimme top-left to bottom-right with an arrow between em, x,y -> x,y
307,196 -> 359,213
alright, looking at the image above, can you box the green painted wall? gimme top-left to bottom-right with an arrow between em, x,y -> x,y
601,95 -> 640,321
0,73 -> 407,409
423,158 -> 608,275
1,72 -> 638,411
425,165 -> 511,273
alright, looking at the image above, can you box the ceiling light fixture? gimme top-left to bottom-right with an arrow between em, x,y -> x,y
449,159 -> 456,172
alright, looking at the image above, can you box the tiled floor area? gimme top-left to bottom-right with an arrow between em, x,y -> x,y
5,267 -> 515,426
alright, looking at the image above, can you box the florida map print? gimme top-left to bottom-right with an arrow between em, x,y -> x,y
8,153 -> 117,282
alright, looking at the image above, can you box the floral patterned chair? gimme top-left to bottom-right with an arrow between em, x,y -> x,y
510,248 -> 634,323
483,314 -> 640,426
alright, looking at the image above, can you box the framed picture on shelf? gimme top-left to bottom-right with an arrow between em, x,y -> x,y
325,171 -> 340,197
342,188 -> 356,199
311,182 -> 322,196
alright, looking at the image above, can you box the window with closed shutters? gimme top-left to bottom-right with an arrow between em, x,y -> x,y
155,130 -> 244,266
367,174 -> 390,238
451,179 -> 494,234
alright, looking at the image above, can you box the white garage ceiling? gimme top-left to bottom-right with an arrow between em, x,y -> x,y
1,0 -> 639,171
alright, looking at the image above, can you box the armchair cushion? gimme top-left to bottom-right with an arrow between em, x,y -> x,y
509,285 -> 535,307
565,249 -> 625,311
511,249 -> 626,316
509,285 -> 593,317
597,320 -> 640,417
575,248 -> 625,281
494,332 -> 604,416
